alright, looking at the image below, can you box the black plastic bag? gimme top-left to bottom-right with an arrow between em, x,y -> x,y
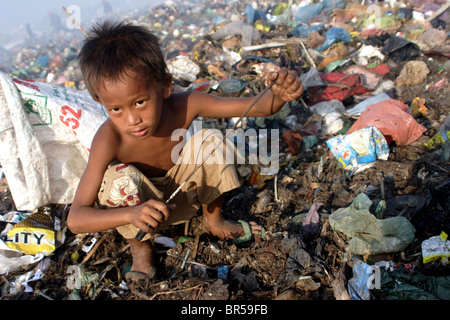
381,36 -> 421,63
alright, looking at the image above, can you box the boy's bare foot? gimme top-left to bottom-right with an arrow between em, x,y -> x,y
202,196 -> 263,241
203,215 -> 262,240
127,238 -> 156,278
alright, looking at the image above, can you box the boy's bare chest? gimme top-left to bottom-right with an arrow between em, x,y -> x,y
117,136 -> 182,178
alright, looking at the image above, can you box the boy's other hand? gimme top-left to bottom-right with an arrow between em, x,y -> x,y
267,67 -> 304,103
129,199 -> 176,234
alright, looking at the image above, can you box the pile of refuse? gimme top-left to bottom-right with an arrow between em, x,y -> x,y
0,0 -> 449,300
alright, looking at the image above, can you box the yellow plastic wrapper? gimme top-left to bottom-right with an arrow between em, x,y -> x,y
424,130 -> 450,151
422,232 -> 450,265
5,208 -> 56,256
410,97 -> 428,117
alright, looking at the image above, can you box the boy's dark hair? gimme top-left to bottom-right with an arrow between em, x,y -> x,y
78,21 -> 168,100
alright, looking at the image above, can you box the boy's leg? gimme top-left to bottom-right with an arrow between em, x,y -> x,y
202,194 -> 243,239
163,128 -> 261,240
127,238 -> 156,278
97,163 -> 162,278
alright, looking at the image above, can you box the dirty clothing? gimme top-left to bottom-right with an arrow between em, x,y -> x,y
96,129 -> 242,240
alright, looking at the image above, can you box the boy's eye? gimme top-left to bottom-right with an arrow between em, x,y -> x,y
110,107 -> 121,113
136,100 -> 146,107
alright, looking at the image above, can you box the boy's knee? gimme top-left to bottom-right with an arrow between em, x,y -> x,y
98,163 -> 145,208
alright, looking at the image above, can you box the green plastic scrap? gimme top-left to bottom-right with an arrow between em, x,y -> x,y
372,268 -> 450,300
329,194 -> 416,256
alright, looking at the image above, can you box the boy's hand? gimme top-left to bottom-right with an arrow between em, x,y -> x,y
267,67 -> 304,104
129,199 -> 176,234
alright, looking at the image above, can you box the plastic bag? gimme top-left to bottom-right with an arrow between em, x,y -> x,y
294,0 -> 346,24
422,232 -> 450,265
218,78 -> 245,94
316,27 -> 351,52
381,35 -> 421,63
293,23 -> 325,38
0,250 -> 41,275
343,65 -> 382,91
371,268 -> 450,300
245,4 -> 267,25
308,73 -> 370,105
347,259 -> 376,300
346,99 -> 427,145
357,45 -> 385,66
167,55 -> 200,82
329,194 -> 416,256
344,93 -> 391,116
395,61 -> 430,87
0,72 -> 107,211
299,67 -> 324,89
310,100 -> 346,135
326,126 -> 390,173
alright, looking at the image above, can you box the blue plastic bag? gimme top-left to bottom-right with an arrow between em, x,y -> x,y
348,259 -> 377,300
294,0 -> 346,23
245,4 -> 267,25
292,23 -> 325,38
316,27 -> 351,52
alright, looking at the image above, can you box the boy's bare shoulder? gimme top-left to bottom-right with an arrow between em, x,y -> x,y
95,119 -> 120,141
90,119 -> 120,157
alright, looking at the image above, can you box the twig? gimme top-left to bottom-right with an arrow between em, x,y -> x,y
181,249 -> 191,270
274,174 -> 280,203
299,39 -> 317,69
190,235 -> 200,261
426,1 -> 450,22
81,233 -> 108,265
300,97 -> 309,110
149,284 -> 203,300
196,285 -> 204,300
36,290 -> 54,300
62,6 -> 89,38
166,252 -> 209,269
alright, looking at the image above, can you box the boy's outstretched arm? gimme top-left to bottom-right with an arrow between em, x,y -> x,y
189,67 -> 303,119
66,123 -> 174,235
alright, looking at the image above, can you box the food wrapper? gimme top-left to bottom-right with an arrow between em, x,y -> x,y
422,232 -> 450,265
326,126 -> 389,173
3,207 -> 60,256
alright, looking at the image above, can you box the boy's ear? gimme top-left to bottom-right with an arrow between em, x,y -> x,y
162,73 -> 172,99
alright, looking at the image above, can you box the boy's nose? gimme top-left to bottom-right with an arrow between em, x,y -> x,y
126,110 -> 142,126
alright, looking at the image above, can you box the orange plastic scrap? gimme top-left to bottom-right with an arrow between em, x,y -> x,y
282,130 -> 303,155
346,99 -> 427,145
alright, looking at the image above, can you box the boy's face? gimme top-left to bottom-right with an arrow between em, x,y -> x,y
96,70 -> 171,139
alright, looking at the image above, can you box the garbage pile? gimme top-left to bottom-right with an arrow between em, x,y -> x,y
0,0 -> 449,301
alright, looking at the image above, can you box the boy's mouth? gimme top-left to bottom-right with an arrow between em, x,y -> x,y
131,128 -> 149,137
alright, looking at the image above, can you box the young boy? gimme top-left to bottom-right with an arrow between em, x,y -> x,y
67,21 -> 304,282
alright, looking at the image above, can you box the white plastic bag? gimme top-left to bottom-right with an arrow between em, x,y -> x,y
309,100 -> 346,135
167,56 -> 200,82
0,72 -> 108,211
